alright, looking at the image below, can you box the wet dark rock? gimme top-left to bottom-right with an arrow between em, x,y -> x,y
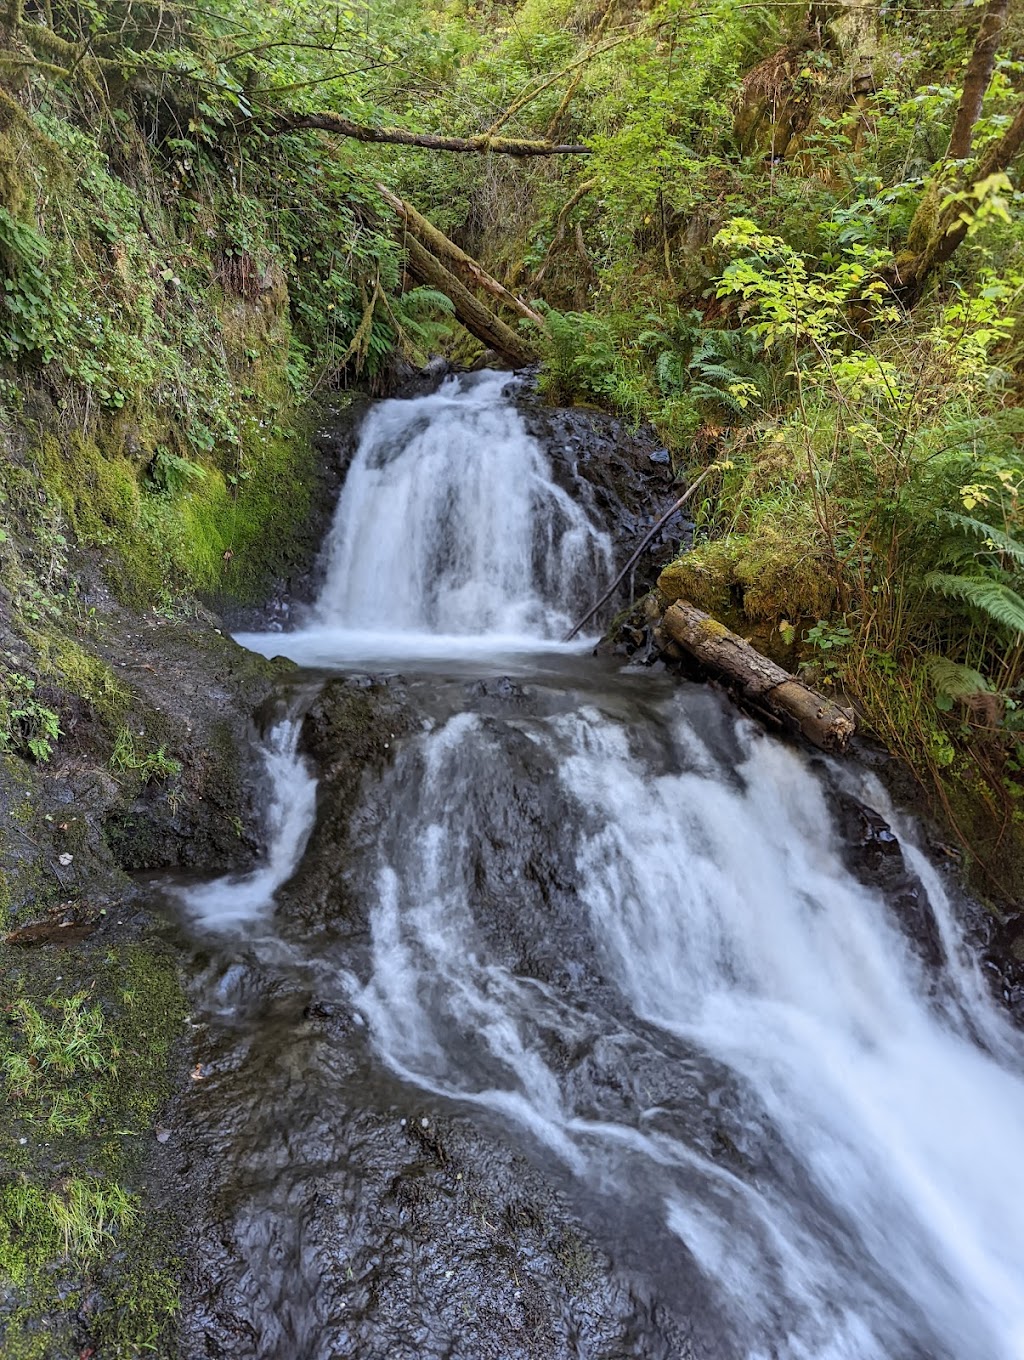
466,675 -> 525,702
281,676 -> 411,925
392,355 -> 456,397
514,386 -> 677,603
221,402 -> 369,631
169,970 -> 701,1360
831,792 -> 946,971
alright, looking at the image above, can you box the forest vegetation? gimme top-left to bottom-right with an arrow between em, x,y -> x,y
0,1 -> 1022,1347
0,0 -> 1021,875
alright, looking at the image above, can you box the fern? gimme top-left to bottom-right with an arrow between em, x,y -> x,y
925,573 -> 1024,634
923,655 -> 992,701
940,513 -> 1024,566
689,381 -> 748,416
655,349 -> 686,394
691,359 -> 745,388
150,449 -> 207,495
394,286 -> 455,320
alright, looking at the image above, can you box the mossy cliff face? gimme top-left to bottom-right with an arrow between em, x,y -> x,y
0,589 -> 290,1357
0,90 -> 331,622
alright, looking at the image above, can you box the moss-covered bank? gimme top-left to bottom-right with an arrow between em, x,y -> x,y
0,57 -> 377,1358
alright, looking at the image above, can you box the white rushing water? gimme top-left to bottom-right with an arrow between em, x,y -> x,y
237,369 -> 612,668
177,716 -> 317,931
219,369 -> 1024,1357
350,706 -> 1024,1360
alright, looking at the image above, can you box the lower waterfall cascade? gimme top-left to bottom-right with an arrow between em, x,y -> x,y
176,371 -> 1024,1360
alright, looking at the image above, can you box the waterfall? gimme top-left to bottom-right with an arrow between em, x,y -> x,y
200,371 -> 1024,1359
176,713 -> 317,931
237,370 -> 612,668
347,701 -> 1024,1360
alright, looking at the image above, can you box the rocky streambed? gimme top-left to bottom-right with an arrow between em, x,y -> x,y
3,369 -> 1023,1360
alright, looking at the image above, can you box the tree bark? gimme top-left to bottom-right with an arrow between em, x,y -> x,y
270,111 -> 590,156
401,234 -> 538,367
658,601 -> 856,753
894,96 -> 1024,296
376,184 -> 544,325
947,0 -> 1010,160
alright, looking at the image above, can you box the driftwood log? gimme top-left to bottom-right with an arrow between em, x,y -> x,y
659,601 -> 856,754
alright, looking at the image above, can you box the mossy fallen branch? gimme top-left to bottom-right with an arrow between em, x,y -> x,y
400,234 -> 538,367
270,111 -> 590,156
376,183 -> 543,325
659,600 -> 856,753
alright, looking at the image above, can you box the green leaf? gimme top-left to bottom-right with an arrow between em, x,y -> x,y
923,655 -> 992,703
941,513 -> 1024,565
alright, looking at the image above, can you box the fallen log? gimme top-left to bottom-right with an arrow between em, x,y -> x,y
401,233 -> 538,368
376,184 -> 544,326
271,112 -> 590,157
659,600 -> 856,753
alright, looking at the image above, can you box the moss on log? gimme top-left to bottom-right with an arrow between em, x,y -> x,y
660,600 -> 856,754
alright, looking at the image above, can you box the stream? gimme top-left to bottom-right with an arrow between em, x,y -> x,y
169,371 -> 1024,1360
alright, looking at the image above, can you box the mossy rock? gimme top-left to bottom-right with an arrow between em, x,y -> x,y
658,539 -> 739,614
659,524 -> 836,627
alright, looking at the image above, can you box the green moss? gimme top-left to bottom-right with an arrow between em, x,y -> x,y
551,1228 -> 597,1288
659,515 -> 836,626
110,945 -> 188,1126
88,1223 -> 180,1358
0,940 -> 186,1356
658,539 -> 738,613
731,519 -> 837,623
23,412 -> 314,608
40,636 -> 129,727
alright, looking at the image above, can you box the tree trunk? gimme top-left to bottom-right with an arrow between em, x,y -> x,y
270,112 -> 590,156
947,0 -> 1010,160
376,184 -> 544,325
401,235 -> 538,367
894,96 -> 1024,297
658,601 -> 856,753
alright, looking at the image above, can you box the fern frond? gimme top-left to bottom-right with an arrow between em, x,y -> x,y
690,381 -> 746,416
941,513 -> 1024,566
151,450 -> 206,494
396,287 -> 455,319
922,655 -> 992,700
690,360 -> 742,388
925,572 -> 1024,634
655,349 -> 685,394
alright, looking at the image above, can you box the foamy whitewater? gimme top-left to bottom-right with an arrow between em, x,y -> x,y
236,369 -> 612,667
